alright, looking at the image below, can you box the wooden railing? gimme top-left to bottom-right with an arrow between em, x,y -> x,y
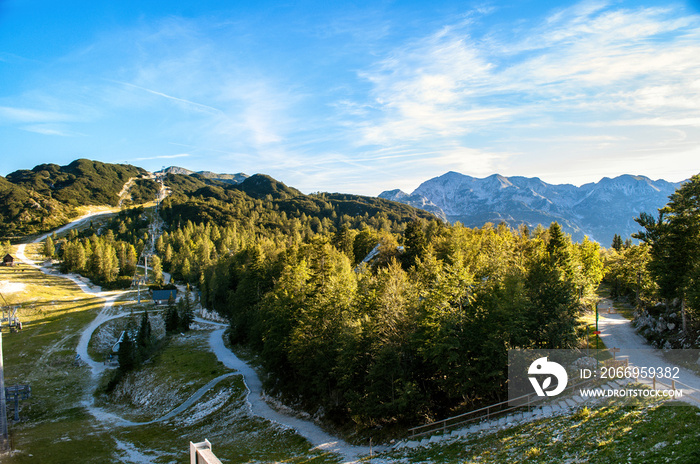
639,376 -> 700,403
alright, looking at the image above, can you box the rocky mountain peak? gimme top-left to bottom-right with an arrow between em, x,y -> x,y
381,172 -> 685,245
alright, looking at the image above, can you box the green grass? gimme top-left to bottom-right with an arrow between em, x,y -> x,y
381,396 -> 700,463
4,252 -> 699,463
1,257 -> 112,462
94,331 -> 230,422
0,247 -> 342,463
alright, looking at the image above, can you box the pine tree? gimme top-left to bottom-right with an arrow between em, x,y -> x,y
181,257 -> 192,282
164,243 -> 173,266
118,320 -> 137,372
103,243 -> 119,283
124,244 -> 137,276
635,174 -> 700,332
43,236 -> 55,259
75,242 -> 87,272
611,234 -> 623,251
137,310 -> 152,350
402,219 -> 427,268
179,285 -> 194,331
546,222 -> 574,278
164,296 -> 180,333
155,235 -> 164,254
150,255 -> 164,286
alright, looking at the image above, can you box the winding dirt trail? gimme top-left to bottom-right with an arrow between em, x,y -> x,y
15,210 -> 375,463
597,298 -> 700,402
204,324 -> 379,463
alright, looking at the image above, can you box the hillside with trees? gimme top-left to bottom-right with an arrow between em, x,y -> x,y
193,220 -> 602,430
0,175 -> 75,239
37,159 -> 607,434
0,159 -> 151,239
6,158 -> 148,206
604,174 -> 700,348
49,207 -> 149,289
140,175 -> 604,431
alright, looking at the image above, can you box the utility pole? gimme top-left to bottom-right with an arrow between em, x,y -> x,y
1,330 -> 9,451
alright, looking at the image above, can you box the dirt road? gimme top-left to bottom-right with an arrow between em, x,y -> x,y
597,299 -> 700,403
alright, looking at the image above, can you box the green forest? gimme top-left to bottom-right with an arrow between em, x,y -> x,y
52,172 -> 603,432
45,167 -> 700,435
199,219 -> 603,429
604,174 -> 700,348
48,206 -> 149,289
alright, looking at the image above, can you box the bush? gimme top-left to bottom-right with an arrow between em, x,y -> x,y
101,275 -> 133,290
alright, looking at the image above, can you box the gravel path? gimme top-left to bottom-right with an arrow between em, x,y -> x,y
205,325 -> 379,463
597,299 -> 700,401
15,213 -> 376,463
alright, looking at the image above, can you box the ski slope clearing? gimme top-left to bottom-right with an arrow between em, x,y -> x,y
12,211 -> 373,463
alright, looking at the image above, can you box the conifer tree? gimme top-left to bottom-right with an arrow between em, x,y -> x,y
118,320 -> 137,372
635,174 -> 700,332
611,234 -> 623,251
150,255 -> 164,286
43,236 -> 55,259
179,285 -> 194,331
137,310 -> 152,350
164,296 -> 180,333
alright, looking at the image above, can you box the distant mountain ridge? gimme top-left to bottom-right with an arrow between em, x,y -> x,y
156,166 -> 249,185
379,172 -> 685,245
1,158 -> 435,240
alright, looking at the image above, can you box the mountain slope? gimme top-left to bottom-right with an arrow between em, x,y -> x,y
161,172 -> 435,228
380,172 -> 684,245
157,166 -> 248,185
0,175 -> 74,238
1,159 -> 153,238
7,159 -> 148,207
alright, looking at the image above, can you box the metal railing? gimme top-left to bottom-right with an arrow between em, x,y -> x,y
408,376 -> 597,439
408,356 -> 700,441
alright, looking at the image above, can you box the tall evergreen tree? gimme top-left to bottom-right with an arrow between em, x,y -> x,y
635,174 -> 700,332
179,285 -> 194,331
611,233 -> 623,251
117,320 -> 137,372
43,236 -> 55,258
137,310 -> 152,350
150,255 -> 164,286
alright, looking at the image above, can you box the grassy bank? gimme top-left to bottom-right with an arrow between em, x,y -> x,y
0,250 -> 340,463
381,396 -> 700,463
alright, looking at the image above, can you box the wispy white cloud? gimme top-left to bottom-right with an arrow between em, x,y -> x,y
133,153 -> 191,161
112,81 -> 225,116
343,1 -> 700,186
21,124 -> 82,137
355,26 -> 505,145
0,106 -> 74,123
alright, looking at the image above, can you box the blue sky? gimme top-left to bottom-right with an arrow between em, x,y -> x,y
1,0 -> 699,195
